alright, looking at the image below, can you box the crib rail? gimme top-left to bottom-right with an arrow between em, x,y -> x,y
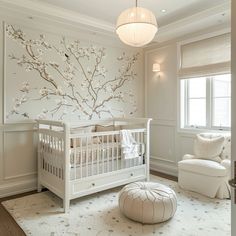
70,128 -> 145,138
37,117 -> 151,129
37,120 -> 69,204
38,132 -> 64,178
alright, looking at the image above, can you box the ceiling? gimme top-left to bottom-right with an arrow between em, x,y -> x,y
35,0 -> 230,27
0,0 -> 230,45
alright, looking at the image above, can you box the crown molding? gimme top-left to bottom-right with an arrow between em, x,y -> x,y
0,0 -> 115,33
0,0 -> 231,45
153,2 -> 231,43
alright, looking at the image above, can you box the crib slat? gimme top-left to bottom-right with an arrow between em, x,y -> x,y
56,137 -> 59,177
116,133 -> 119,171
80,137 -> 83,179
102,135 -> 104,174
53,136 -> 55,176
73,138 -> 76,180
107,135 -> 109,173
91,138 -> 94,177
112,134 -> 114,171
86,137 -> 88,177
50,135 -> 52,174
97,137 -> 99,175
53,136 -> 55,174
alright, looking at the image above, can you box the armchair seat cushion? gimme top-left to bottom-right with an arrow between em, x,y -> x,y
178,159 -> 228,177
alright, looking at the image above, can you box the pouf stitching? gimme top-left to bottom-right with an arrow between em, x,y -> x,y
119,182 -> 177,224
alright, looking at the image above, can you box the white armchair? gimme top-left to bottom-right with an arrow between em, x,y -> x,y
178,133 -> 231,199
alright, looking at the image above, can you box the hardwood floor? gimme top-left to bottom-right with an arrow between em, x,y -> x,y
150,170 -> 178,182
0,171 -> 177,236
0,191 -> 37,236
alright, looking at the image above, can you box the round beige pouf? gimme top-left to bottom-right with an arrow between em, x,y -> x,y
119,182 -> 177,224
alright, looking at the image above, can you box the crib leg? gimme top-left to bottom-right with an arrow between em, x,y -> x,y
63,198 -> 70,213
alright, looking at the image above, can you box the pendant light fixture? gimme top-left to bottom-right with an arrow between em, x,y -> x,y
116,0 -> 158,47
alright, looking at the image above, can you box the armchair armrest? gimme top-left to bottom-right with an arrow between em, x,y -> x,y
221,159 -> 231,178
221,159 -> 231,170
182,154 -> 195,160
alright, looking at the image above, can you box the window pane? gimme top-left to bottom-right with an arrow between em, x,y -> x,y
213,74 -> 231,97
188,77 -> 206,98
212,74 -> 231,128
188,98 -> 206,127
213,97 -> 231,127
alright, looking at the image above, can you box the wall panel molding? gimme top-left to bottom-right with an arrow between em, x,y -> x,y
150,158 -> 178,177
151,119 -> 176,127
0,178 -> 37,198
150,124 -> 176,165
4,172 -> 36,180
2,129 -> 37,180
151,155 -> 175,164
0,123 -> 36,132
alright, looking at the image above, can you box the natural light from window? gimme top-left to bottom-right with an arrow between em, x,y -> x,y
181,74 -> 231,130
212,74 -> 231,127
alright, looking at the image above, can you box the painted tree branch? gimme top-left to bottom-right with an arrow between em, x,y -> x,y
6,24 -> 138,120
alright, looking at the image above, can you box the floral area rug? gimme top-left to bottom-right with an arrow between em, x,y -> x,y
2,175 -> 230,236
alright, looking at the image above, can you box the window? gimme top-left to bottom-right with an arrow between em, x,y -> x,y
178,33 -> 231,131
181,74 -> 231,130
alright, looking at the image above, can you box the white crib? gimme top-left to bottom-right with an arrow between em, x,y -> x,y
37,118 -> 152,212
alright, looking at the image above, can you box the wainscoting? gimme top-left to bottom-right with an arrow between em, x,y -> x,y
149,119 -> 195,177
0,123 -> 37,197
145,44 -> 196,177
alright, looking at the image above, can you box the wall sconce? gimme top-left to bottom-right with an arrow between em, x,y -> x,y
152,63 -> 160,72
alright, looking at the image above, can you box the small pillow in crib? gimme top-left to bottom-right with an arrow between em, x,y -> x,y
95,125 -> 115,142
193,134 -> 224,162
70,126 -> 95,147
71,125 -> 95,134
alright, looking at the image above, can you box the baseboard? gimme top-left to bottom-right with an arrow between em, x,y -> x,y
150,158 -> 178,177
0,178 -> 37,198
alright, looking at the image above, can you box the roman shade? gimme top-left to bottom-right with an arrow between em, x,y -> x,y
178,33 -> 231,79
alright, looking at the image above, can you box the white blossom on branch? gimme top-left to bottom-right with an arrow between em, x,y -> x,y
6,24 -> 139,120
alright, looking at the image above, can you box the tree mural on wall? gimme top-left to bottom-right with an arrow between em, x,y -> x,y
6,24 -> 139,120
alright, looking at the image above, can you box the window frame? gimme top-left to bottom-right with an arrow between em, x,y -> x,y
182,75 -> 231,131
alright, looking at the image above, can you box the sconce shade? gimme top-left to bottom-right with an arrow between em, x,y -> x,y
116,7 -> 158,47
153,63 -> 161,72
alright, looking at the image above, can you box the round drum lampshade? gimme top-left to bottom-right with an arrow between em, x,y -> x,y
116,7 -> 158,47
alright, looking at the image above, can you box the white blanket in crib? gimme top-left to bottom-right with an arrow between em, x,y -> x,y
120,130 -> 139,159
